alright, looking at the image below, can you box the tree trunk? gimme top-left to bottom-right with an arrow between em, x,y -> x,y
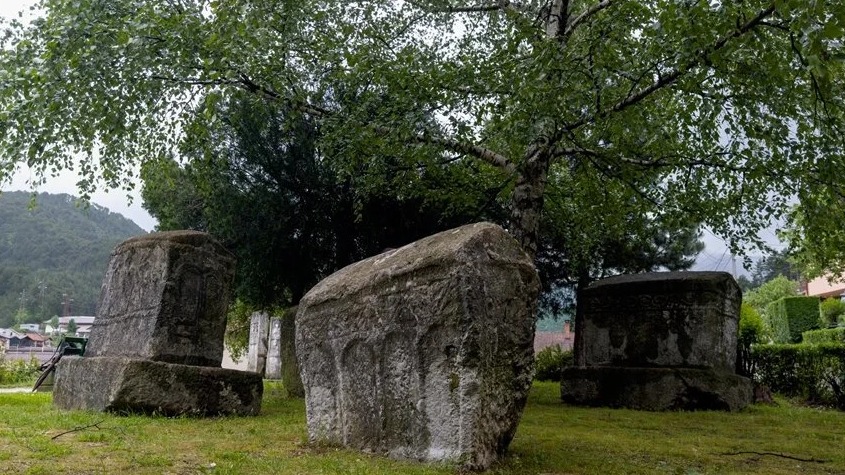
508,156 -> 549,260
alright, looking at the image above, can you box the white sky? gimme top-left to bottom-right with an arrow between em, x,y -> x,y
0,0 -> 778,273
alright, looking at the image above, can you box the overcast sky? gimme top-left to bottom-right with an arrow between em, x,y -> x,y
0,0 -> 778,274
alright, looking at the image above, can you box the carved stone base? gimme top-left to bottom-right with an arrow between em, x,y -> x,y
561,366 -> 753,411
54,356 -> 263,416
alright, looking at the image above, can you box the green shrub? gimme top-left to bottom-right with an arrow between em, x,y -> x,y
751,343 -> 845,408
534,346 -> 573,382
803,327 -> 845,345
737,303 -> 765,375
765,296 -> 821,343
820,298 -> 845,327
0,357 -> 41,386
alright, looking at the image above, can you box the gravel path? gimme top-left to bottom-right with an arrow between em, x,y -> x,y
0,387 -> 33,393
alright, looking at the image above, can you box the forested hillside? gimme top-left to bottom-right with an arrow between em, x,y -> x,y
0,191 -> 144,327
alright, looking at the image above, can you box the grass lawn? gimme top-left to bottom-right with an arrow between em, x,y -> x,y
1,381 -> 844,474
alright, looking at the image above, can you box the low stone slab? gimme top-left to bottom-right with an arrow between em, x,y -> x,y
54,356 -> 263,416
296,222 -> 539,470
86,231 -> 235,367
561,366 -> 753,411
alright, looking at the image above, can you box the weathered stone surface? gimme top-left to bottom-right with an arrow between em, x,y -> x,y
561,366 -> 753,411
265,317 -> 282,380
575,271 -> 741,371
247,312 -> 269,375
564,271 -> 752,411
280,306 -> 304,397
296,222 -> 539,470
54,230 -> 263,417
86,231 -> 235,367
54,356 -> 263,416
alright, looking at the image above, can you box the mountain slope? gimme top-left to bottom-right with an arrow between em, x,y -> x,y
0,191 -> 145,327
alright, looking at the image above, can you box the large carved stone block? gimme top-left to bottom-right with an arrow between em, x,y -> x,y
562,271 -> 752,411
576,271 -> 741,371
55,231 -> 263,417
296,222 -> 539,470
86,231 -> 235,367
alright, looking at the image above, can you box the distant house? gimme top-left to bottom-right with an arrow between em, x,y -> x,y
55,316 -> 96,336
0,328 -> 51,349
19,323 -> 40,333
804,275 -> 845,299
22,332 -> 50,348
534,320 -> 575,354
0,328 -> 25,348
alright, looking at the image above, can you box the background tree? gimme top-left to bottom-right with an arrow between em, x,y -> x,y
819,298 -> 845,328
743,275 -> 801,317
142,92 -> 503,308
2,0 -> 844,308
749,249 -> 802,289
65,318 -> 77,335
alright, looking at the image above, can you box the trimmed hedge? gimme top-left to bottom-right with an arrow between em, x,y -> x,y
751,343 -> 845,409
803,327 -> 845,345
766,296 -> 821,343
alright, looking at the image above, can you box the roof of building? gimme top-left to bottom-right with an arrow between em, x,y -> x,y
0,328 -> 25,340
24,332 -> 50,342
57,316 -> 96,325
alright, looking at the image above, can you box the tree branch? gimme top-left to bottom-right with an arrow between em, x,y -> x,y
408,0 -> 529,15
564,4 -> 776,131
562,0 -> 614,38
406,130 -> 516,173
720,451 -> 828,463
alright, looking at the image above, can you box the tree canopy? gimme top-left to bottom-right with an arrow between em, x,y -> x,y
2,0 -> 844,273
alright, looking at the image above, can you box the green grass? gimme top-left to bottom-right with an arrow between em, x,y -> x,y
1,381 -> 844,474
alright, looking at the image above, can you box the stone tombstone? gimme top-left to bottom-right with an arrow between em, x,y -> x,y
265,317 -> 282,380
280,306 -> 304,398
86,231 -> 234,367
561,271 -> 753,411
53,231 -> 263,416
296,222 -> 540,470
247,311 -> 270,375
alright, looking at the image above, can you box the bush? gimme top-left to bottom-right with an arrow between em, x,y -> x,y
820,298 -> 845,327
534,346 -> 573,382
803,327 -> 845,345
737,303 -> 765,376
0,357 -> 41,386
751,343 -> 845,409
765,296 -> 821,343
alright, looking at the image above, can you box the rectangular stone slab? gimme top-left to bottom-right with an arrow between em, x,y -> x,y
576,271 -> 741,371
296,222 -> 539,470
86,231 -> 235,367
53,356 -> 263,416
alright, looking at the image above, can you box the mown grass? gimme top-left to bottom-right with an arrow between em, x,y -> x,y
1,381 -> 844,474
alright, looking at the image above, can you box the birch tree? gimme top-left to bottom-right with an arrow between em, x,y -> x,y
1,0 -> 844,261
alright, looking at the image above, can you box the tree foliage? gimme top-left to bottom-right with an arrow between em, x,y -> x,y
0,191 -> 144,327
748,249 -> 803,288
2,0 -> 844,274
142,93 -> 502,307
820,298 -> 845,327
743,275 -> 801,317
